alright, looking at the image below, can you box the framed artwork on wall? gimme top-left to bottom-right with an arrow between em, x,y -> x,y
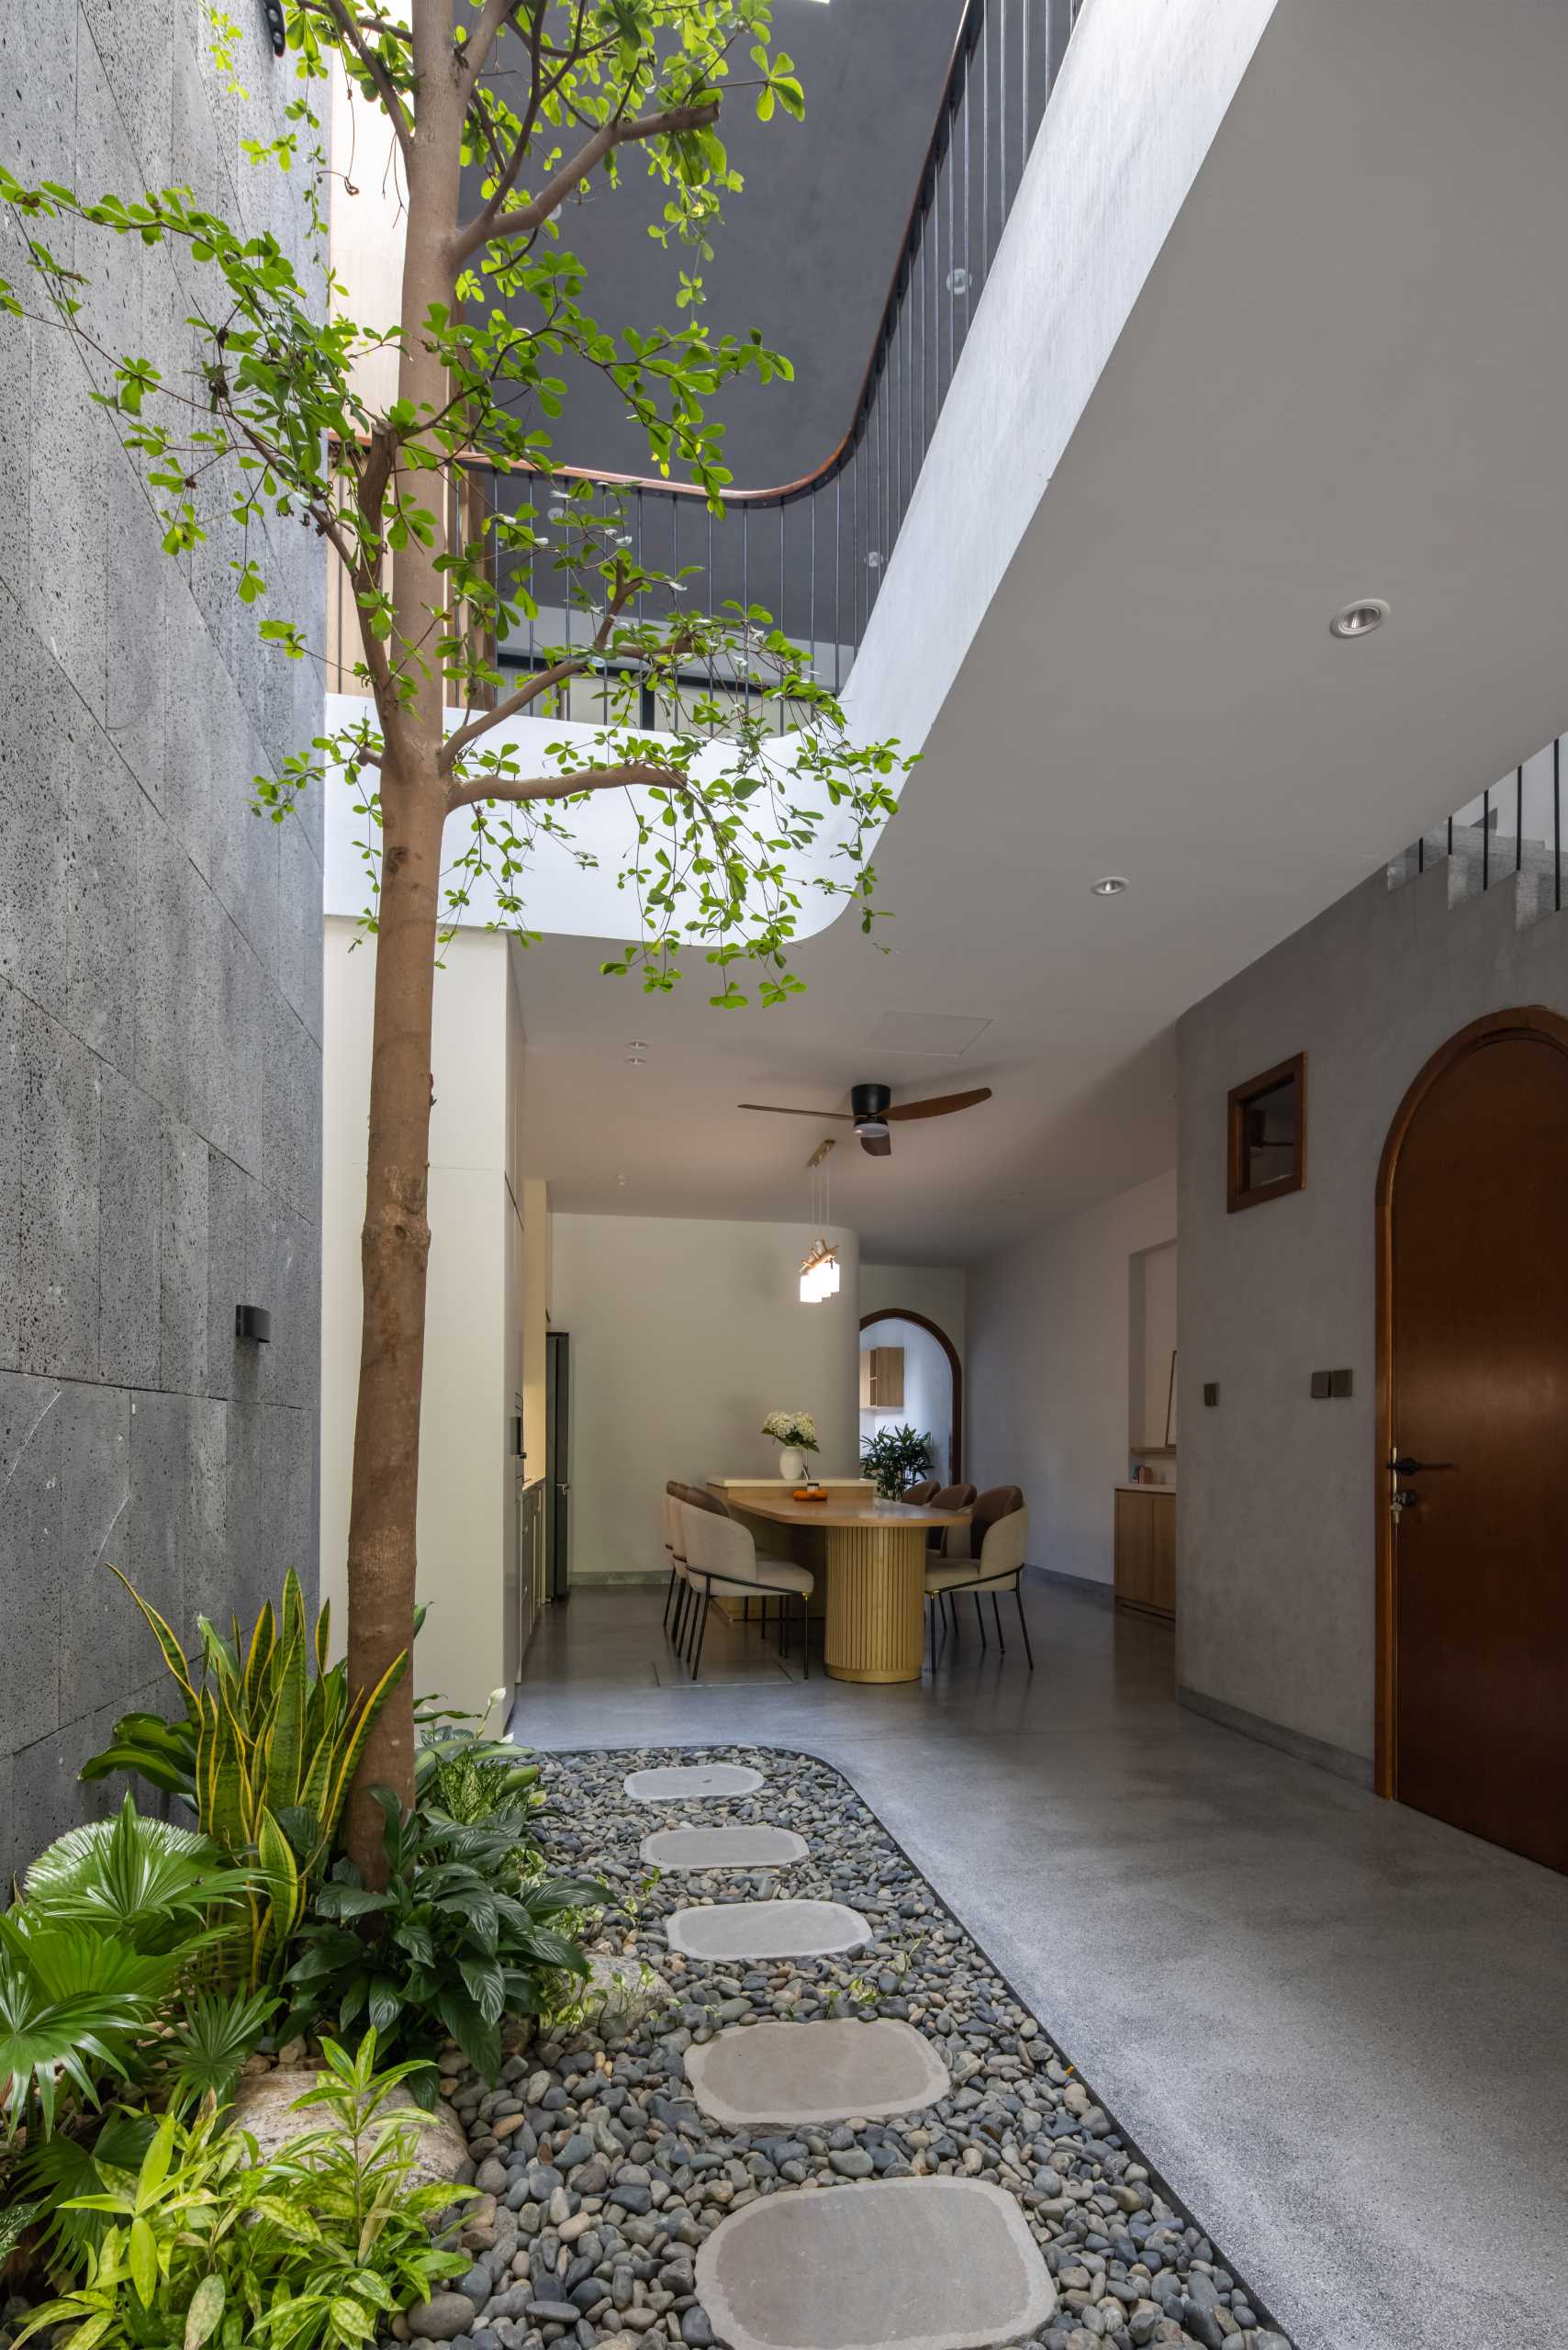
1227,1052 -> 1306,1212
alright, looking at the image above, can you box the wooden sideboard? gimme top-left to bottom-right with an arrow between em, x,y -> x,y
1114,1485 -> 1176,1620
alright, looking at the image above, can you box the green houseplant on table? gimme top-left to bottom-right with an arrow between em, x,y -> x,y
860,1424 -> 937,1502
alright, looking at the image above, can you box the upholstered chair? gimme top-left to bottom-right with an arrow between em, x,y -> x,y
924,1487 -> 1033,1670
903,1480 -> 941,1505
663,1481 -> 731,1651
678,1502 -> 815,1682
926,1482 -> 978,1554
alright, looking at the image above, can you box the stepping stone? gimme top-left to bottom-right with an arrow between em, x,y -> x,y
686,2018 -> 950,2127
666,1898 -> 870,1962
640,1825 -> 808,1871
695,2176 -> 1056,2350
624,1763 -> 764,1802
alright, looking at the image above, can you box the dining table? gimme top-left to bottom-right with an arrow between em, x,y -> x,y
708,1483 -> 970,1684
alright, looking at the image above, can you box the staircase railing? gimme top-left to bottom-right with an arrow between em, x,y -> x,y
1390,739 -> 1565,919
326,0 -> 1089,705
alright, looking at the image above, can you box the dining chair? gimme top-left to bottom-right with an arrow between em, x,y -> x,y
924,1487 -> 1033,1670
665,1482 -> 731,1653
678,1501 -> 815,1682
904,1480 -> 940,1505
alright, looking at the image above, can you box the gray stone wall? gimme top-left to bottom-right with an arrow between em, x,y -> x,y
1175,862 -> 1568,1778
0,0 -> 323,1878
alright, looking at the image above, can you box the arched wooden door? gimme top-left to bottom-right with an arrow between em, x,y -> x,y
1376,1007 -> 1568,1873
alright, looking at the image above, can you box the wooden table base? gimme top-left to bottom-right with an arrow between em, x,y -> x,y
823,1523 -> 927,1683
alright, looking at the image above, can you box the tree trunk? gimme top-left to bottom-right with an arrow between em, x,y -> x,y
342,773 -> 443,1879
343,11 -> 466,1882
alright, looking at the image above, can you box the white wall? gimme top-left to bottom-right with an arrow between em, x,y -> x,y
968,1170 -> 1177,1585
858,1263 -> 966,1356
858,1316 -> 954,1482
1129,1238 -> 1178,1453
321,920 -> 522,1713
552,1214 -> 860,1582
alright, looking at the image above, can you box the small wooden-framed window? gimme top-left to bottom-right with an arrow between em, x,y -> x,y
1227,1052 -> 1306,1213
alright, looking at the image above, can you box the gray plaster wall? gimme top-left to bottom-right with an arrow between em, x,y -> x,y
1175,860 -> 1568,1777
0,0 -> 323,1879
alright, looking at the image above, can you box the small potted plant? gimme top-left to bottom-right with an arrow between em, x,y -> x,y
860,1424 -> 936,1503
762,1410 -> 820,1484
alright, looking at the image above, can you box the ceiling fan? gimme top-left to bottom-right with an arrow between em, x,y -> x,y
738,1080 -> 992,1158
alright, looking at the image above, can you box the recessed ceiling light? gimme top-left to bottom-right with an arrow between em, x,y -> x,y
625,1040 -> 648,1066
1329,597 -> 1390,640
1091,875 -> 1129,897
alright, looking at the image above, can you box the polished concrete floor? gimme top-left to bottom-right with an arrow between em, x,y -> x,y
513,1575 -> 1568,2350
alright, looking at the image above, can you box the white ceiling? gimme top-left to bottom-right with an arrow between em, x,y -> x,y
515,0 -> 1568,1265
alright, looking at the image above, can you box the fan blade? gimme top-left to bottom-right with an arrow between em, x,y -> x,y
883,1086 -> 993,1123
859,1130 -> 893,1158
737,1103 -> 854,1119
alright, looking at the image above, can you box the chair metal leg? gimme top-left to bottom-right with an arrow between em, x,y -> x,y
663,1564 -> 678,1629
976,1594 -> 988,1650
689,1581 -> 714,1680
945,1591 -> 959,1642
673,1572 -> 692,1651
800,1592 -> 810,1679
1014,1583 -> 1035,1670
991,1592 -> 1006,1651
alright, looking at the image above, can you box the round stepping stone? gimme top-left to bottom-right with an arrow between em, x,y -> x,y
640,1826 -> 807,1871
665,1898 -> 870,1962
695,2176 -> 1056,2350
686,2018 -> 950,2127
623,1763 -> 764,1802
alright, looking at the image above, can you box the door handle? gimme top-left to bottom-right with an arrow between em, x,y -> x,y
1392,1456 -> 1428,1475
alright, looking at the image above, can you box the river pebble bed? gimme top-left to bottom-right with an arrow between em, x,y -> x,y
387,1746 -> 1294,2350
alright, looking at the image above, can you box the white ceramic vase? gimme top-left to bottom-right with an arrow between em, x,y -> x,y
777,1446 -> 808,1483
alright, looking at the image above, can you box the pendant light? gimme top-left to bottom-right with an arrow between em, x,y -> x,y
799,1141 -> 840,1304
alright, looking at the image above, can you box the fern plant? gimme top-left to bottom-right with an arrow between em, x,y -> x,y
81,1570 -> 409,1987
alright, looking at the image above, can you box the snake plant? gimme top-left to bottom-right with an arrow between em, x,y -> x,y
81,1569 -> 408,1988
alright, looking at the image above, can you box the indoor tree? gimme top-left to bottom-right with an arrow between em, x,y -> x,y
2,0 -> 910,1876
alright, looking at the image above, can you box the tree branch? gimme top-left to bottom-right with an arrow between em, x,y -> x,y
448,759 -> 685,812
453,98 -> 720,264
439,567 -> 637,773
317,0 -> 415,164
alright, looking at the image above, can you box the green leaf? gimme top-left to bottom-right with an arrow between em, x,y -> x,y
185,2273 -> 227,2349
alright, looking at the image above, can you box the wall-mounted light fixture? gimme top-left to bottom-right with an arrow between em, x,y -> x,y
236,1304 -> 272,1343
260,0 -> 286,55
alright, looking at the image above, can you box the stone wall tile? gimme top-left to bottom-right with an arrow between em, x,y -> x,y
18,1004 -> 101,1379
0,1371 -> 64,1751
277,808 -> 324,1042
126,1385 -> 191,1634
56,1379 -> 133,1724
0,609 -> 73,1009
106,454 -> 169,811
160,1114 -> 208,1393
0,986 -> 19,1371
67,730 -> 142,1073
28,332 -> 110,723
99,1065 -> 162,1387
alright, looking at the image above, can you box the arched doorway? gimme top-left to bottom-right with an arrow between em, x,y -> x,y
858,1308 -> 963,1484
1375,1005 -> 1568,1873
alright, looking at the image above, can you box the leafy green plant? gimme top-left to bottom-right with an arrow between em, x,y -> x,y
159,1986 -> 280,2108
0,1913 -> 174,2139
81,1571 -> 408,1987
415,1695 -> 543,1870
11,2109 -> 158,2273
23,1796 -> 255,1961
860,1424 -> 937,1499
15,2034 -> 467,2350
285,1794 -> 604,2093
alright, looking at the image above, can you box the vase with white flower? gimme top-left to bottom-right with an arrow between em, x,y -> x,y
762,1410 -> 820,1485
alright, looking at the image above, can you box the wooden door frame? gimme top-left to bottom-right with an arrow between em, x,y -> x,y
1373,1003 -> 1568,1798
858,1307 -> 963,1483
